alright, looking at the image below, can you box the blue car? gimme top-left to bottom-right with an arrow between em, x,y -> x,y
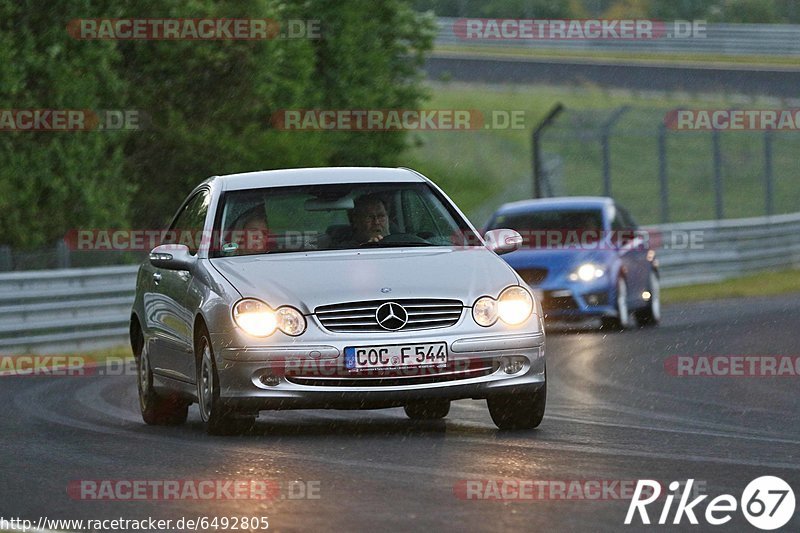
486,197 -> 660,329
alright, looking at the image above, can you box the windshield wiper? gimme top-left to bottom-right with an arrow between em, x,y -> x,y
360,241 -> 435,248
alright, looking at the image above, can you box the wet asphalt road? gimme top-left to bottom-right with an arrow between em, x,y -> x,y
1,294 -> 798,532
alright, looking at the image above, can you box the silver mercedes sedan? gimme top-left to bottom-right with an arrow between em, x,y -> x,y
130,167 -> 546,434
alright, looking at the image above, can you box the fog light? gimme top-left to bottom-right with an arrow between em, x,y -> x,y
259,373 -> 281,387
502,356 -> 527,375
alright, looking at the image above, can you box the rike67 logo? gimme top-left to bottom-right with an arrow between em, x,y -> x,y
625,477 -> 795,530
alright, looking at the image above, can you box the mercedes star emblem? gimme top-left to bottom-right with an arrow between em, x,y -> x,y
375,302 -> 408,331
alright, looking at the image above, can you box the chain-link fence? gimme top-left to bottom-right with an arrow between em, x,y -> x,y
536,106 -> 800,225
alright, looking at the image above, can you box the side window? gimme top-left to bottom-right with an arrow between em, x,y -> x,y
164,190 -> 211,255
611,206 -> 637,246
619,207 -> 638,230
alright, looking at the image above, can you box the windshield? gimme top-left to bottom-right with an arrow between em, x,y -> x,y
489,209 -> 604,232
488,208 -> 605,248
212,182 -> 473,256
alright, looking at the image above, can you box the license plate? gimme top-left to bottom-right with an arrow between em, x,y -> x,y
344,342 -> 448,370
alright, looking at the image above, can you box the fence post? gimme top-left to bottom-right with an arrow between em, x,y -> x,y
532,103 -> 565,199
0,245 -> 11,272
56,239 -> 71,269
600,106 -> 630,198
658,123 -> 669,223
712,129 -> 724,219
764,130 -> 774,216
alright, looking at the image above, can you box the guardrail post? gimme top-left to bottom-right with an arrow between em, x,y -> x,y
601,106 -> 630,198
532,103 -> 565,199
712,129 -> 724,219
658,123 -> 669,223
764,130 -> 774,216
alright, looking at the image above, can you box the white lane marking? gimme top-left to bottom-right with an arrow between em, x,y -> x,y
454,401 -> 800,445
13,377 -> 800,478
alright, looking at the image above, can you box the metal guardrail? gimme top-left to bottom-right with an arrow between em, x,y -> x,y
1,212 -> 799,354
435,17 -> 800,57
0,265 -> 138,354
650,211 -> 800,288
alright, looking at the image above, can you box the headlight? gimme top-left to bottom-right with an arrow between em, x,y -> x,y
233,299 -> 306,337
472,296 -> 498,327
275,306 -> 306,336
497,286 -> 533,325
473,287 -> 534,327
570,263 -> 605,282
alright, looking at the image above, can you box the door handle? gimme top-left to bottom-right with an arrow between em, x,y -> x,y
153,272 -> 162,284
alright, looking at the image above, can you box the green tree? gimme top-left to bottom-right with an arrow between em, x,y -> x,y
0,0 -> 131,248
297,0 -> 436,166
711,0 -> 779,23
120,0 -> 434,227
0,0 -> 437,241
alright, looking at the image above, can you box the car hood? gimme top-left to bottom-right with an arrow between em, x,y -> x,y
503,248 -> 616,272
210,248 -> 519,313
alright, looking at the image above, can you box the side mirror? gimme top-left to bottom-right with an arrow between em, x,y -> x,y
484,229 -> 523,256
149,244 -> 197,271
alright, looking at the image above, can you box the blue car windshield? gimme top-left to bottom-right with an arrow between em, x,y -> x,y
490,209 -> 603,232
211,182 -> 474,257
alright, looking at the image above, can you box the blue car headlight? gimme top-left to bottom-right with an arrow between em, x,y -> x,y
569,263 -> 606,282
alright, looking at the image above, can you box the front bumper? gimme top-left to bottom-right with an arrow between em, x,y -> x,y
212,324 -> 546,411
533,280 -> 616,320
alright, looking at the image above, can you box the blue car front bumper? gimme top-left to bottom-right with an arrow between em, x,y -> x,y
531,279 -> 617,320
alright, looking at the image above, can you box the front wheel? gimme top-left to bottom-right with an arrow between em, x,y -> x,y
136,337 -> 188,426
635,271 -> 661,327
197,330 -> 255,435
601,277 -> 632,331
487,383 -> 546,430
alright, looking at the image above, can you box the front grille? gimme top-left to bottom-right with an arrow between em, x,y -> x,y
285,358 -> 498,387
315,299 -> 463,332
516,267 -> 548,286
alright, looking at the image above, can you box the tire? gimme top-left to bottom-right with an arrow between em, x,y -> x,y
196,328 -> 255,435
487,383 -> 547,430
601,277 -> 632,331
404,399 -> 450,420
135,331 -> 188,426
635,271 -> 661,327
